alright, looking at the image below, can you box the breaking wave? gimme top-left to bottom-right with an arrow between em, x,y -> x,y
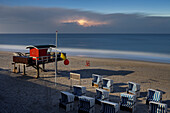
0,44 -> 170,63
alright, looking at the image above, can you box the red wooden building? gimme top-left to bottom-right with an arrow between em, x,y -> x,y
26,45 -> 56,60
12,45 -> 68,78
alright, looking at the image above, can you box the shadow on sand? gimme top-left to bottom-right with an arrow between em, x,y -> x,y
1,67 -> 169,113
0,68 -> 58,113
57,69 -> 134,78
114,83 -> 128,93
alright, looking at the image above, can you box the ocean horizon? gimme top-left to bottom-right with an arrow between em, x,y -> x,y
0,33 -> 170,63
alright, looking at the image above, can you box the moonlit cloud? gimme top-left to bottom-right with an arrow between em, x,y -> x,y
61,18 -> 108,27
0,5 -> 170,33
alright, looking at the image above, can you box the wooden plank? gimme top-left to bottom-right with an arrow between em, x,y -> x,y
13,56 -> 32,64
70,72 -> 81,80
70,72 -> 81,88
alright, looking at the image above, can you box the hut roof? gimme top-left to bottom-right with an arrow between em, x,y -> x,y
26,45 -> 56,49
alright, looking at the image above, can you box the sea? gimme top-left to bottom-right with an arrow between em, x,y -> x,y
0,33 -> 170,63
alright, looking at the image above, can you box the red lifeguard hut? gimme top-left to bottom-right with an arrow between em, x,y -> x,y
12,44 -> 68,78
26,45 -> 56,60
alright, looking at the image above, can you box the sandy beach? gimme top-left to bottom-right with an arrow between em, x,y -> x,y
0,51 -> 169,113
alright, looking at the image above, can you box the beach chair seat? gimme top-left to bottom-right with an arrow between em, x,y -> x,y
59,91 -> 75,112
78,96 -> 95,113
120,93 -> 136,113
73,85 -> 86,99
101,101 -> 119,113
102,78 -> 114,93
146,89 -> 162,105
92,74 -> 102,88
126,81 -> 140,97
149,101 -> 167,113
95,88 -> 109,104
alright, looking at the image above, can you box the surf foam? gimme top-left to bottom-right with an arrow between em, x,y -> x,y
0,44 -> 170,63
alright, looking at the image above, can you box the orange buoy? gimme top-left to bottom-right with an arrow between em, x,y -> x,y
64,59 -> 69,65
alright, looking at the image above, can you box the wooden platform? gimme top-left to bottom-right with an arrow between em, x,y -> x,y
12,52 -> 65,78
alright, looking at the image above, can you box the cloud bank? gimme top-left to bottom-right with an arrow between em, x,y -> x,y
0,5 -> 170,33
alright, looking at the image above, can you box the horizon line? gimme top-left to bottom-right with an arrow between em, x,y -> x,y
0,32 -> 170,35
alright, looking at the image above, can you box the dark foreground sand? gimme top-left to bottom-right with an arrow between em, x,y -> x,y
0,51 -> 170,113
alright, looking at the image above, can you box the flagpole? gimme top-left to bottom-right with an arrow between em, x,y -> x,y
55,31 -> 58,86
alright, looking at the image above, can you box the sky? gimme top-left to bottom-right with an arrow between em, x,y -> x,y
0,0 -> 170,33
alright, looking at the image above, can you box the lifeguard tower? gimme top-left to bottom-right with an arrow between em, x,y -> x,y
12,44 -> 68,78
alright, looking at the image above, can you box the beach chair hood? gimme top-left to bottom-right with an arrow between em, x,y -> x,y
79,96 -> 95,107
61,91 -> 75,102
92,74 -> 102,83
101,101 -> 119,113
73,85 -> 86,96
149,101 -> 167,113
147,89 -> 162,102
96,88 -> 109,100
121,93 -> 136,103
128,82 -> 140,92
103,78 -> 113,87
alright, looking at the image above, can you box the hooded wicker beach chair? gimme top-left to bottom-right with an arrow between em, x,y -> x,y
95,88 -> 109,104
102,78 -> 114,93
120,93 -> 136,113
92,74 -> 103,88
126,81 -> 140,97
149,101 -> 167,113
73,85 -> 86,98
146,89 -> 162,105
101,101 -> 119,113
59,91 -> 75,112
78,96 -> 95,113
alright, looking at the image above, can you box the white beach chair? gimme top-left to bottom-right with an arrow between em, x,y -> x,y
78,96 -> 95,113
102,78 -> 114,93
146,89 -> 162,105
92,74 -> 103,88
73,85 -> 86,99
59,91 -> 75,112
95,88 -> 109,104
101,101 -> 119,113
126,81 -> 140,97
149,101 -> 167,113
120,93 -> 136,113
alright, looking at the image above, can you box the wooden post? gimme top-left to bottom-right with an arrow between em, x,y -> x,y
23,64 -> 26,75
18,64 -> 20,73
42,63 -> 45,71
15,64 -> 18,73
41,57 -> 46,72
13,63 -> 16,73
36,57 -> 39,78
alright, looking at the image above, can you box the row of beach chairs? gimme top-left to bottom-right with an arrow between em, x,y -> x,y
92,74 -> 114,93
59,74 -> 167,113
59,85 -> 118,113
92,74 -> 167,113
